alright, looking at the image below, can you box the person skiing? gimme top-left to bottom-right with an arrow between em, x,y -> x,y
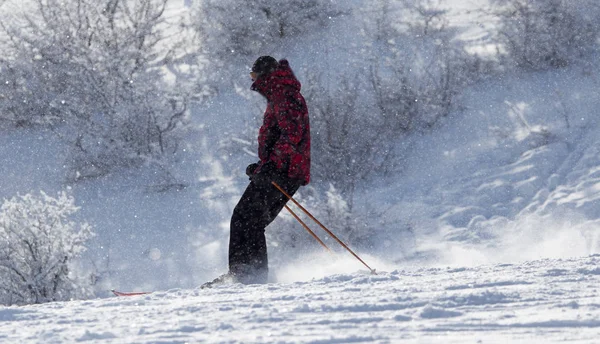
203,56 -> 310,287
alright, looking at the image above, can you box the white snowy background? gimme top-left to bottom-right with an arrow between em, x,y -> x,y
1,0 -> 600,342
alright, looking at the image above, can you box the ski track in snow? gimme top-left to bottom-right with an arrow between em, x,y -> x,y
1,255 -> 599,343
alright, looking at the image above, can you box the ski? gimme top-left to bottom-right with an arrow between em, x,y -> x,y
111,289 -> 152,297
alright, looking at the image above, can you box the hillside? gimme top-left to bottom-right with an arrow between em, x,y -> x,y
1,255 -> 599,343
0,0 -> 598,295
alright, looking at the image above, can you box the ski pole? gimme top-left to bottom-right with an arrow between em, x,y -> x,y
272,181 -> 376,274
284,204 -> 332,253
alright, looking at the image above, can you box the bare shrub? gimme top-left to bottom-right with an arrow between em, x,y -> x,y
493,0 -> 600,70
0,0 -> 197,180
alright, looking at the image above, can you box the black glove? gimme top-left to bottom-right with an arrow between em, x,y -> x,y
251,161 -> 279,185
246,162 -> 259,177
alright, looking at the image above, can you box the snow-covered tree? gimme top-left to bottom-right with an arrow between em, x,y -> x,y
0,192 -> 95,306
364,0 -> 476,128
493,0 -> 600,70
195,0 -> 342,59
0,0 -> 199,180
305,0 -> 477,196
306,74 -> 401,198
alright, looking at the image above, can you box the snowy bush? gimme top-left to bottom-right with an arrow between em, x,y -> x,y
305,0 -> 477,194
0,0 -> 198,180
493,0 -> 600,70
364,0 -> 477,128
306,74 -> 403,196
195,0 -> 342,63
0,192 -> 95,306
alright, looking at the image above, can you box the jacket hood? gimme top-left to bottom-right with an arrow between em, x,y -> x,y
251,59 -> 301,100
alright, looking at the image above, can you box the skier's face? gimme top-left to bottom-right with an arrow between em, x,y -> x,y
250,71 -> 258,82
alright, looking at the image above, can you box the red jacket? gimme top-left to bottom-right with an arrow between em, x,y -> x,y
251,59 -> 311,185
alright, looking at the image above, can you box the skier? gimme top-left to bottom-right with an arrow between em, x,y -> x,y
204,56 -> 311,287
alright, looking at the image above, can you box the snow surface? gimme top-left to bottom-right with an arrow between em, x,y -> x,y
1,255 -> 600,343
1,0 -> 600,342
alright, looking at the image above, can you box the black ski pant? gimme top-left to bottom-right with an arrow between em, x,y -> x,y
228,177 -> 300,284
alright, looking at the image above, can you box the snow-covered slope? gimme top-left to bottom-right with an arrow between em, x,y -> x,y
366,65 -> 600,266
1,255 -> 599,343
0,0 -> 599,300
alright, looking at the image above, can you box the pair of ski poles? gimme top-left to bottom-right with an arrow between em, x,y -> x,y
272,182 -> 376,275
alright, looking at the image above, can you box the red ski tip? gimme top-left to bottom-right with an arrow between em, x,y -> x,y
111,289 -> 152,297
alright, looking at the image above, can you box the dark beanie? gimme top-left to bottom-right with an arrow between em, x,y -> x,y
252,56 -> 279,76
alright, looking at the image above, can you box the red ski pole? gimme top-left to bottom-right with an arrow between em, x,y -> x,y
284,204 -> 332,253
273,182 -> 376,274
